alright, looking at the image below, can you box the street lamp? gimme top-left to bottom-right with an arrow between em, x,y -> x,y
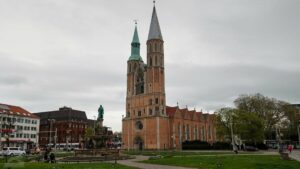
229,114 -> 239,154
93,116 -> 97,135
48,119 -> 55,147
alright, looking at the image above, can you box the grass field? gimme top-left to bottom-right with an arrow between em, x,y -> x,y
142,154 -> 300,169
0,162 -> 138,169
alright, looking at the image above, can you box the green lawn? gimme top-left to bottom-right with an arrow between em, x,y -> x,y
142,155 -> 300,169
0,162 -> 138,169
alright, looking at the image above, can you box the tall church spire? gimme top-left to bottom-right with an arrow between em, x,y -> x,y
128,23 -> 143,61
148,4 -> 163,41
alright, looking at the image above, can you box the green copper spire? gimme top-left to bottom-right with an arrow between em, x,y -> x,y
128,24 -> 143,61
132,25 -> 140,43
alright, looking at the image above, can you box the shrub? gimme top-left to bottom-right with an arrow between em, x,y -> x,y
182,140 -> 211,150
212,142 -> 231,150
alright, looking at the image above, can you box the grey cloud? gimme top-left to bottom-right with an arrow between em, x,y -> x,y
0,0 -> 299,131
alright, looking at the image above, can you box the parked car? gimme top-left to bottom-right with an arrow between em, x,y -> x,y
245,145 -> 258,151
63,146 -> 74,151
2,147 -> 26,156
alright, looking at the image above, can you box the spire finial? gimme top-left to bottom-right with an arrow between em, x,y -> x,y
153,0 -> 156,6
133,19 -> 138,25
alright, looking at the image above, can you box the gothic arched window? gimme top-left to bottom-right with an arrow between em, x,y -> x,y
150,57 -> 152,66
149,43 -> 152,53
135,67 -> 144,95
129,63 -> 131,72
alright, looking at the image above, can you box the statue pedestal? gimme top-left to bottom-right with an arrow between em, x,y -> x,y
97,119 -> 103,128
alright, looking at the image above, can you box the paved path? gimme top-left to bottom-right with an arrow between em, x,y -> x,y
290,150 -> 300,161
115,155 -> 196,169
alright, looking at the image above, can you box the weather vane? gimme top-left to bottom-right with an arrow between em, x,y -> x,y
133,19 -> 138,25
153,0 -> 156,6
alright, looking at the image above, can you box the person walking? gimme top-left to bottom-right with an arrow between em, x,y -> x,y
288,145 -> 292,153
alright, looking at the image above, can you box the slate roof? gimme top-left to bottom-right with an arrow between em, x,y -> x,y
148,6 -> 163,40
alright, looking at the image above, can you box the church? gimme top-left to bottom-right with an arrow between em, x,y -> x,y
122,4 -> 216,150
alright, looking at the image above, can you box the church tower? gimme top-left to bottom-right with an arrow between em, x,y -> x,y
146,4 -> 166,116
122,4 -> 170,150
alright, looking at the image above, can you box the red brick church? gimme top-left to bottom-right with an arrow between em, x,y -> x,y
122,4 -> 216,150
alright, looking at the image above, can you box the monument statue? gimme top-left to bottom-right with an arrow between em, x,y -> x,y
97,105 -> 104,121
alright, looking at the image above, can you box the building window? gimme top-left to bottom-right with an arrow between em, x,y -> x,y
208,125 -> 211,139
135,121 -> 143,130
129,64 -> 131,72
155,106 -> 159,114
149,108 -> 152,115
127,111 -> 130,117
149,99 -> 153,105
187,125 -> 190,140
202,127 -> 206,141
155,98 -> 159,104
178,124 -> 181,139
138,111 -> 141,117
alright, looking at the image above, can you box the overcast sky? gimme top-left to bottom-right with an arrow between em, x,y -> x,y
1,0 -> 299,131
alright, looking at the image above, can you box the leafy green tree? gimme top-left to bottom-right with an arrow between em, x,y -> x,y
234,93 -> 297,140
235,110 -> 264,143
215,107 -> 236,141
215,108 -> 264,143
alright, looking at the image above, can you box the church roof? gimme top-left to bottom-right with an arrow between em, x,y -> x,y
166,106 -> 177,117
128,25 -> 143,61
132,25 -> 140,43
148,6 -> 163,41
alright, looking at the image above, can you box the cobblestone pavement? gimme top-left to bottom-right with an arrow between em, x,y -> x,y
115,155 -> 196,169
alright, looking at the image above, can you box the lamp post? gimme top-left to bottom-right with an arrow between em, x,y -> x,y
93,116 -> 97,134
230,115 -> 237,154
48,119 -> 55,147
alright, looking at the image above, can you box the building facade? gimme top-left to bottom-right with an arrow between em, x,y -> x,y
35,106 -> 88,148
122,5 -> 216,150
0,103 -> 40,150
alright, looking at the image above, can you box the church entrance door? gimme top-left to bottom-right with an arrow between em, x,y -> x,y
134,136 -> 143,151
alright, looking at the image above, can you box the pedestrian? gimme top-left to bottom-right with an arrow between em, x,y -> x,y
288,145 -> 292,153
50,153 -> 56,163
43,151 -> 49,162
